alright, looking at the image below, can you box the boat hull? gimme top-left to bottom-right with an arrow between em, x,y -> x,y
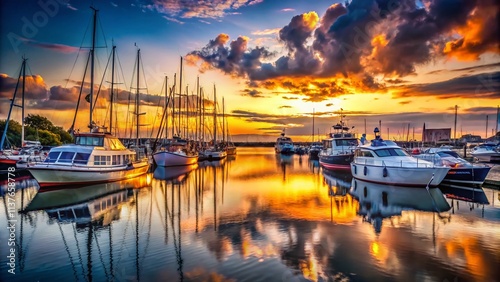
471,153 -> 500,163
441,166 -> 491,186
153,151 -> 198,166
319,154 -> 353,170
29,161 -> 150,190
201,150 -> 227,161
350,163 -> 450,187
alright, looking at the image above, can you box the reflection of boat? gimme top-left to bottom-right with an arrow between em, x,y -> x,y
322,169 -> 352,196
351,128 -> 449,187
350,178 -> 450,232
24,174 -> 151,212
153,163 -> 198,181
439,185 -> 489,205
319,111 -> 358,170
275,131 -> 294,154
414,148 -> 491,187
471,142 -> 500,163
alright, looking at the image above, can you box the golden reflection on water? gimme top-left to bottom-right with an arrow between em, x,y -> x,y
3,147 -> 500,282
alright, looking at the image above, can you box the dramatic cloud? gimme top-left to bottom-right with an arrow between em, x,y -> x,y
186,0 -> 500,101
395,71 -> 500,99
0,73 -> 48,100
143,0 -> 264,19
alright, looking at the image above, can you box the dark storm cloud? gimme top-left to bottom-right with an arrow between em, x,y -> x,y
395,71 -> 500,98
187,0 -> 499,100
241,88 -> 265,98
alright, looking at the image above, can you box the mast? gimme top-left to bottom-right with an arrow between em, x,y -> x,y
89,7 -> 97,129
171,73 -> 176,139
109,45 -> 116,133
454,105 -> 458,144
178,57 -> 182,137
312,108 -> 315,142
164,76 -> 168,140
222,97 -> 225,143
485,115 -> 488,139
213,85 -> 217,145
1,58 -> 25,149
496,105 -> 499,136
196,76 -> 199,143
21,57 -> 26,145
136,48 -> 140,145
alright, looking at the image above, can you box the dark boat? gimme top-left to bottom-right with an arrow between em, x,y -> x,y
319,112 -> 358,170
413,148 -> 491,187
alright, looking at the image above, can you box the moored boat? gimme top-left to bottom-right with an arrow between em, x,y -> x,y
471,142 -> 500,163
319,112 -> 358,170
413,147 -> 491,187
153,137 -> 198,166
275,132 -> 294,154
351,128 -> 449,187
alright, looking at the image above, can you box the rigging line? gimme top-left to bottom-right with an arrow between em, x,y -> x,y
92,47 -> 112,116
92,225 -> 111,281
64,14 -> 92,89
71,223 -> 89,282
70,52 -> 91,134
57,221 -> 80,282
149,80 -> 165,140
115,50 -> 129,137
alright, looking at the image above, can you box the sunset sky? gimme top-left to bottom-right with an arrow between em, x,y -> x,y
1,0 -> 499,142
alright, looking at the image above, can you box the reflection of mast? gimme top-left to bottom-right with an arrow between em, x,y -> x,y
135,190 -> 139,281
87,222 -> 93,282
214,165 -> 217,231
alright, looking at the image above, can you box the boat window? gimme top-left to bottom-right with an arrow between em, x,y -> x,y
106,156 -> 111,165
335,139 -> 358,146
374,148 -> 410,157
44,151 -> 61,163
58,152 -> 75,163
112,155 -> 117,165
74,153 -> 91,165
323,140 -> 331,149
94,155 -> 106,165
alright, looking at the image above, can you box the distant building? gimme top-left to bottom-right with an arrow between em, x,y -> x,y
460,134 -> 482,143
422,128 -> 451,143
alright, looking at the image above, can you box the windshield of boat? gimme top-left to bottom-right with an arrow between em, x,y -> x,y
335,139 -> 358,146
437,151 -> 460,158
374,148 -> 410,157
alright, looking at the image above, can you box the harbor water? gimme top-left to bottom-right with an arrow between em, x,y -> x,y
1,147 -> 499,281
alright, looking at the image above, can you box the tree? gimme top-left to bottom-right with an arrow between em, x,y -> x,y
24,114 -> 54,131
0,120 -> 22,148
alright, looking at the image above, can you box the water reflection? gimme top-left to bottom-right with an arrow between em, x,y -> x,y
350,179 -> 450,233
1,147 -> 499,282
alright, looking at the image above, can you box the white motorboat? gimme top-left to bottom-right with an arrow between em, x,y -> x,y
29,132 -> 150,188
319,113 -> 358,170
351,128 -> 450,187
471,142 -> 500,163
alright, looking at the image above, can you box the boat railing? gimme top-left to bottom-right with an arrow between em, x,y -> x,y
362,158 -> 439,168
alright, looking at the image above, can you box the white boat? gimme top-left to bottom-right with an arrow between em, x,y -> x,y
275,132 -> 294,154
28,9 -> 149,188
471,142 -> 500,163
351,128 -> 450,187
29,132 -> 150,188
200,147 -> 227,160
153,138 -> 198,166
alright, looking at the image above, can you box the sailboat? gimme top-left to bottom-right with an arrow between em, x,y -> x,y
28,8 -> 149,188
152,57 -> 198,166
199,85 -> 227,161
0,57 -> 45,170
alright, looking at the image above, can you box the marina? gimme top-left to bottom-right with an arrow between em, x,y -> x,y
1,147 -> 500,281
1,1 -> 500,281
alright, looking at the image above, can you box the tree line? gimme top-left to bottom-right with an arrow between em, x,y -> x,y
0,114 -> 73,147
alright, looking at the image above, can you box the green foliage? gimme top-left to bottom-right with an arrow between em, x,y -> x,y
0,120 -> 22,147
1,114 -> 73,147
24,114 -> 53,131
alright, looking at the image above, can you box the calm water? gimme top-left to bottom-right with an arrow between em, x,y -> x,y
1,147 -> 499,282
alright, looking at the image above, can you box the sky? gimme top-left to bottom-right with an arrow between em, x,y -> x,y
0,0 -> 499,142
